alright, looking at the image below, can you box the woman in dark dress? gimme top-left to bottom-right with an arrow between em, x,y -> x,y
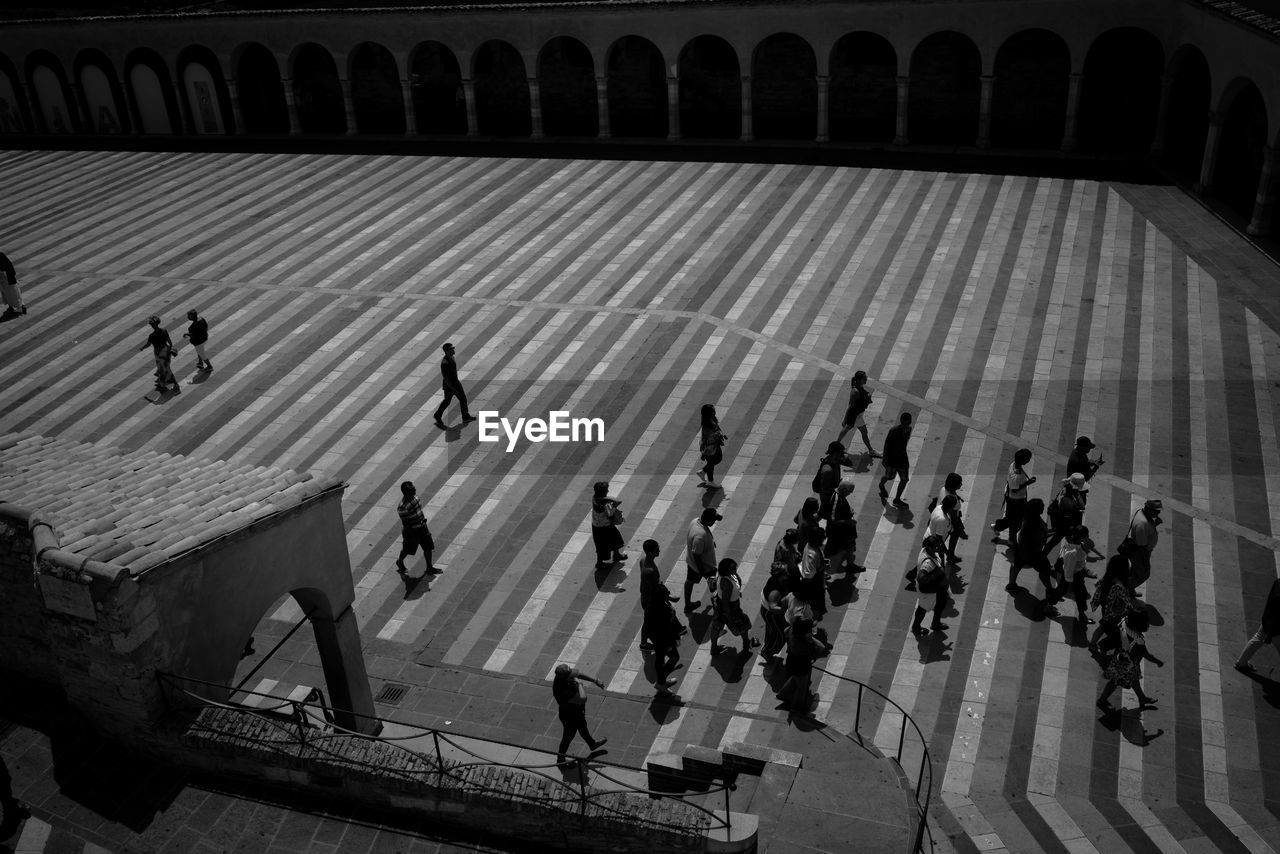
760,554 -> 791,660
552,664 -> 607,764
698,404 -> 727,490
776,617 -> 830,713
1088,554 -> 1136,655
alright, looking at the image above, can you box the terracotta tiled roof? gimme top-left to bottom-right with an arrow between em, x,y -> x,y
0,432 -> 341,574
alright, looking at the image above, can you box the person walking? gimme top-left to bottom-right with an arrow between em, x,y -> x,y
639,540 -> 683,690
139,315 -> 180,393
911,535 -> 950,636
709,558 -> 759,656
795,527 -> 828,618
552,664 -> 608,764
1010,498 -> 1051,599
1059,525 -> 1093,624
878,412 -> 913,508
835,370 -> 881,456
772,528 -> 802,598
1234,576 -> 1280,674
1067,436 -> 1104,482
0,251 -> 27,318
934,473 -> 967,563
183,309 -> 212,372
685,507 -> 721,612
926,495 -> 957,558
776,616 -> 831,713
1096,609 -> 1163,712
759,558 -> 790,661
814,441 -> 856,520
1088,554 -> 1136,655
1124,499 -> 1162,594
433,342 -> 474,427
826,480 -> 859,578
991,449 -> 1035,543
1045,473 -> 1089,555
590,481 -> 627,571
697,404 -> 728,489
395,481 -> 442,575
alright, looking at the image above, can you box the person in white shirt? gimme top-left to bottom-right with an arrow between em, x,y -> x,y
991,449 -> 1035,549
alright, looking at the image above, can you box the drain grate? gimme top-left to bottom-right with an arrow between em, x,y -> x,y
375,682 -> 410,706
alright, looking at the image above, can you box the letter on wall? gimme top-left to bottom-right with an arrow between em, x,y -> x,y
182,61 -> 223,134
32,65 -> 71,133
81,65 -> 121,133
130,63 -> 172,134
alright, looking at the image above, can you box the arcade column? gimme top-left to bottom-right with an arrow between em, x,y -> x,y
339,77 -> 357,135
401,78 -> 417,135
1247,145 -> 1277,236
280,77 -> 301,134
225,78 -> 244,134
1150,73 -> 1172,158
667,74 -> 680,140
1060,72 -> 1082,152
1195,110 -> 1223,195
977,74 -> 994,148
816,74 -> 829,143
596,74 -> 610,139
528,77 -> 543,138
461,78 -> 478,136
740,74 -> 753,142
894,75 -> 909,145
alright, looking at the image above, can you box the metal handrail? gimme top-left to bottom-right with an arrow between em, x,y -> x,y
812,665 -> 934,854
156,672 -> 735,833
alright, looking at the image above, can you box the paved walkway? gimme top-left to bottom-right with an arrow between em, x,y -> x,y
2,149 -> 1280,853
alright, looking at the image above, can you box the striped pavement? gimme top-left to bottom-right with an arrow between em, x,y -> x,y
2,149 -> 1280,852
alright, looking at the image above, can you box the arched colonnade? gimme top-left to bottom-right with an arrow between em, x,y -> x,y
0,23 -> 1277,235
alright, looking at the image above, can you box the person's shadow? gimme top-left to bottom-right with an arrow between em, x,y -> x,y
592,563 -> 627,593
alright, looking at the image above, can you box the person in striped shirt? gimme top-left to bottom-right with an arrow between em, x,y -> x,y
396,481 -> 442,576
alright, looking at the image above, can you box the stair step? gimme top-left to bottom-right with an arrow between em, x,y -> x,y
16,816 -> 51,853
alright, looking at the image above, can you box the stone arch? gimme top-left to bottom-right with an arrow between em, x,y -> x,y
990,28 -> 1069,149
473,39 -> 530,137
177,45 -> 234,135
234,42 -> 288,134
291,42 -> 345,134
828,31 -> 896,143
1213,79 -> 1268,220
1162,45 -> 1211,181
1079,26 -> 1163,154
409,41 -> 466,135
25,50 -> 78,134
538,36 -> 596,137
678,35 -> 741,140
908,30 -> 981,145
752,33 -> 816,140
74,48 -> 130,134
606,35 -> 666,138
350,41 -> 404,134
124,47 -> 180,135
0,54 -> 32,133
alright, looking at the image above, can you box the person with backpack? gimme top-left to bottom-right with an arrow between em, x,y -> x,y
552,665 -> 608,764
639,540 -> 684,691
911,535 -> 950,637
1059,526 -> 1093,624
1096,609 -> 1163,712
1045,473 -> 1088,555
697,403 -> 728,489
991,449 -> 1035,544
796,527 -> 827,618
931,473 -> 967,563
835,370 -> 880,456
589,481 -> 627,571
1122,500 -> 1162,594
814,441 -> 855,520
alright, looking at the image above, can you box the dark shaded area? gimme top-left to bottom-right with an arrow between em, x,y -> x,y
1162,47 -> 1211,182
908,31 -> 980,146
293,43 -> 345,134
73,48 -> 133,134
606,36 -> 666,138
1079,27 -> 1163,154
351,42 -> 405,135
679,35 -> 740,140
474,40 -> 530,137
1214,82 -> 1268,220
828,32 -> 897,144
991,28 -> 1068,149
751,33 -> 816,141
237,43 -> 289,134
410,41 -> 467,136
538,37 -> 596,137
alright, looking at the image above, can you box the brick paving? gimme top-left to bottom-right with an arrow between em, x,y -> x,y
2,149 -> 1280,853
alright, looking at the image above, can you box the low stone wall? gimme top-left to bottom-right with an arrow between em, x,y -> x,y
0,505 -> 57,684
181,705 -> 710,854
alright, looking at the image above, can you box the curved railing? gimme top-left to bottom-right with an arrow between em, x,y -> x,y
156,672 -> 736,835
812,665 -> 934,854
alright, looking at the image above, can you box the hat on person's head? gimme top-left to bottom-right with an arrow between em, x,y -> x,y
442,342 -> 454,352
1064,472 -> 1089,491
1143,499 -> 1163,512
700,507 -> 723,524
400,481 -> 415,495
922,534 -> 945,551
554,664 -> 572,677
826,441 -> 845,454
1076,436 -> 1095,449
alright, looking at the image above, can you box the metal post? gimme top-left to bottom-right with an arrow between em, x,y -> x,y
724,784 -> 731,829
577,758 -> 588,812
433,730 -> 443,785
897,714 -> 906,763
855,683 -> 863,732
294,702 -> 307,747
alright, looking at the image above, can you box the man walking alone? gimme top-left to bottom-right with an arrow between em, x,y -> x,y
184,309 -> 212,372
434,342 -> 474,428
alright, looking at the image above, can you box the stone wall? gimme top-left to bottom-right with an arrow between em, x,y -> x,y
0,505 -> 56,684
